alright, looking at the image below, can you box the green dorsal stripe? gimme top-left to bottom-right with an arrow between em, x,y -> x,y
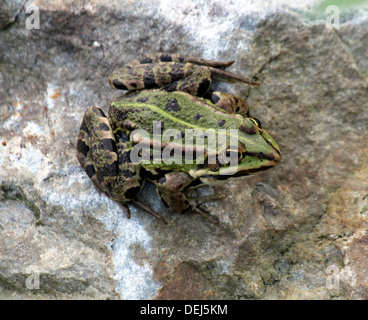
116,102 -> 242,139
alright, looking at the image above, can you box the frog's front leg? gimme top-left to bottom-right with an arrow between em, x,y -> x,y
77,106 -> 142,218
155,172 -> 222,224
210,91 -> 249,117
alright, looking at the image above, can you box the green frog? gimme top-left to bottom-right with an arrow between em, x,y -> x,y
77,53 -> 281,223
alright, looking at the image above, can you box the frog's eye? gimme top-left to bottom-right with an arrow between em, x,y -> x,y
251,117 -> 262,128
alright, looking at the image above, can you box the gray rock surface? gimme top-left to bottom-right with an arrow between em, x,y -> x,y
1,0 -> 368,299
0,0 -> 24,30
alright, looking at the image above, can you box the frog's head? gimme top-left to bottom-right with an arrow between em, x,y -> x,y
196,117 -> 281,183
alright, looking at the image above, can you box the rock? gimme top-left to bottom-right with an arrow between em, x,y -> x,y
1,0 -> 368,299
0,0 -> 24,30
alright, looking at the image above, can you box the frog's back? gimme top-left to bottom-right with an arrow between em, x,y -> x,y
109,90 -> 242,134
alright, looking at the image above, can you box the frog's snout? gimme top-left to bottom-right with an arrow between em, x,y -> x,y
271,149 -> 281,165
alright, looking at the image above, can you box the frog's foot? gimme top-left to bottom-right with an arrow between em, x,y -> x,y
118,202 -> 131,219
192,208 -> 219,224
186,193 -> 226,224
127,53 -> 235,69
132,199 -> 168,224
118,200 -> 167,224
208,67 -> 259,85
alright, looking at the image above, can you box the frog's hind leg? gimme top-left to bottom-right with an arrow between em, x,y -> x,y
162,63 -> 213,97
109,62 -> 213,97
129,53 -> 259,85
77,116 -> 106,194
77,106 -> 141,218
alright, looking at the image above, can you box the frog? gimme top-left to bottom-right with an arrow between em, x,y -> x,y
77,53 -> 281,224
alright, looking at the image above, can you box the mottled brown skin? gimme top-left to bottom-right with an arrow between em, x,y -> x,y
77,53 -> 278,224
108,52 -> 256,116
77,106 -> 142,202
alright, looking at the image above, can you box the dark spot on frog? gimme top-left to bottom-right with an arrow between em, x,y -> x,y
193,113 -> 203,120
160,53 -> 173,62
218,120 -> 226,127
122,169 -> 134,178
99,122 -> 110,131
240,124 -> 257,134
165,98 -> 182,112
112,79 -> 128,90
80,121 -> 89,134
77,139 -> 89,156
130,83 -> 137,88
197,78 -> 211,96
169,64 -> 185,82
211,93 -> 220,104
140,57 -> 153,64
99,138 -> 117,153
99,162 -> 118,177
85,164 -> 95,178
143,70 -> 157,89
119,151 -> 131,164
124,186 -> 141,200
116,130 -> 130,143
163,82 -> 178,92
137,97 -> 150,103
